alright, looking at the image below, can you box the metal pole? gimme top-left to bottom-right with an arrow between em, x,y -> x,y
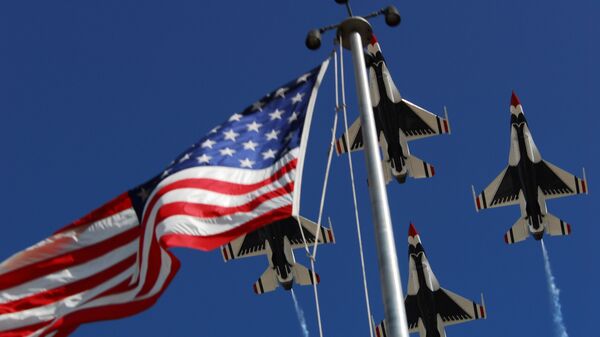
348,31 -> 409,337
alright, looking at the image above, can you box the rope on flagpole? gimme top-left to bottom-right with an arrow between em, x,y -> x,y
338,35 -> 375,337
295,49 -> 338,337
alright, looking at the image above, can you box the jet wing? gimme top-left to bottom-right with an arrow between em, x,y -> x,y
535,160 -> 588,200
404,295 -> 420,333
473,166 -> 521,211
399,99 -> 451,141
335,117 -> 364,154
434,288 -> 486,327
287,216 -> 335,250
220,231 -> 267,262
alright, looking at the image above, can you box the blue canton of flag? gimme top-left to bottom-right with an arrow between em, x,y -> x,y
162,65 -> 323,178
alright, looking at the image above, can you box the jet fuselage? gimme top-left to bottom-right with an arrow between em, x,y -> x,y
410,243 -> 443,337
256,220 -> 295,290
511,113 -> 545,239
368,52 -> 410,182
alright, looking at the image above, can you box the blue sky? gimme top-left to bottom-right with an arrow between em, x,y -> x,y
1,1 -> 598,337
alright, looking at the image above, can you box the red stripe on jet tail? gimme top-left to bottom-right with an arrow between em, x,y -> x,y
504,233 -> 509,244
429,165 -> 435,177
475,197 -> 481,210
480,305 -> 485,318
443,120 -> 449,133
335,139 -> 342,154
582,180 -> 587,193
252,283 -> 258,294
566,224 -> 572,235
327,230 -> 334,243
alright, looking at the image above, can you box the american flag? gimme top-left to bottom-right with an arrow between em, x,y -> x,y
0,60 -> 329,337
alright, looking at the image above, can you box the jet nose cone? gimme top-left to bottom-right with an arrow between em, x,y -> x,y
408,223 -> 419,237
408,223 -> 422,246
511,91 -> 521,107
510,91 -> 525,117
370,34 -> 378,45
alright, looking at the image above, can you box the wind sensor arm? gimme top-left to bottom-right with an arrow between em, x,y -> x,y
305,2 -> 401,51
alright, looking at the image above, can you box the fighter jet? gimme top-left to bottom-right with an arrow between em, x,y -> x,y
374,224 -> 486,337
220,216 -> 334,294
472,92 -> 588,244
335,35 -> 450,184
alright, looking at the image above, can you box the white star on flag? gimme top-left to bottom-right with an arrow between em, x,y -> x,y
262,149 -> 276,159
229,113 -> 243,122
239,158 -> 255,168
246,121 -> 262,132
196,154 -> 211,163
223,129 -> 239,141
220,147 -> 236,157
269,109 -> 284,120
178,153 -> 191,162
251,101 -> 264,111
287,112 -> 298,124
265,129 -> 280,141
275,87 -> 288,98
243,140 -> 259,151
297,73 -> 310,83
291,92 -> 305,104
201,139 -> 216,149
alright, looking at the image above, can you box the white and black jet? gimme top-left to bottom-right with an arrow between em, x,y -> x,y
472,92 -> 588,244
335,35 -> 450,184
221,216 -> 334,294
374,224 -> 486,337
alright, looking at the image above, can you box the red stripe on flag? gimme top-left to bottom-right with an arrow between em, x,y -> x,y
0,255 -> 136,314
55,193 -> 133,234
36,256 -> 180,337
160,205 -> 293,251
0,227 -> 140,292
137,177 -> 294,296
89,278 -> 137,302
154,182 -> 294,221
0,320 -> 53,337
143,159 -> 297,219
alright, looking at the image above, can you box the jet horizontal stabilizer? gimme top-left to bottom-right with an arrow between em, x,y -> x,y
253,267 -> 278,295
291,263 -> 320,286
406,155 -> 435,179
504,218 -> 529,244
544,213 -> 572,237
374,319 -> 387,337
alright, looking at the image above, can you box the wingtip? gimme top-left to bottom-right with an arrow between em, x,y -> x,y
511,91 -> 521,107
408,223 -> 419,237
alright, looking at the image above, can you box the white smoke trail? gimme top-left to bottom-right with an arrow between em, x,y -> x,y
541,240 -> 569,337
290,289 -> 310,337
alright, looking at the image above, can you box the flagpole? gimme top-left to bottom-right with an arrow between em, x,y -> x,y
305,5 -> 408,337
343,19 -> 410,337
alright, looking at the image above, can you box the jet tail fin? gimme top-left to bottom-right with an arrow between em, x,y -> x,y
544,213 -> 572,237
292,263 -> 320,286
504,218 -> 529,244
252,267 -> 278,295
406,155 -> 435,179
